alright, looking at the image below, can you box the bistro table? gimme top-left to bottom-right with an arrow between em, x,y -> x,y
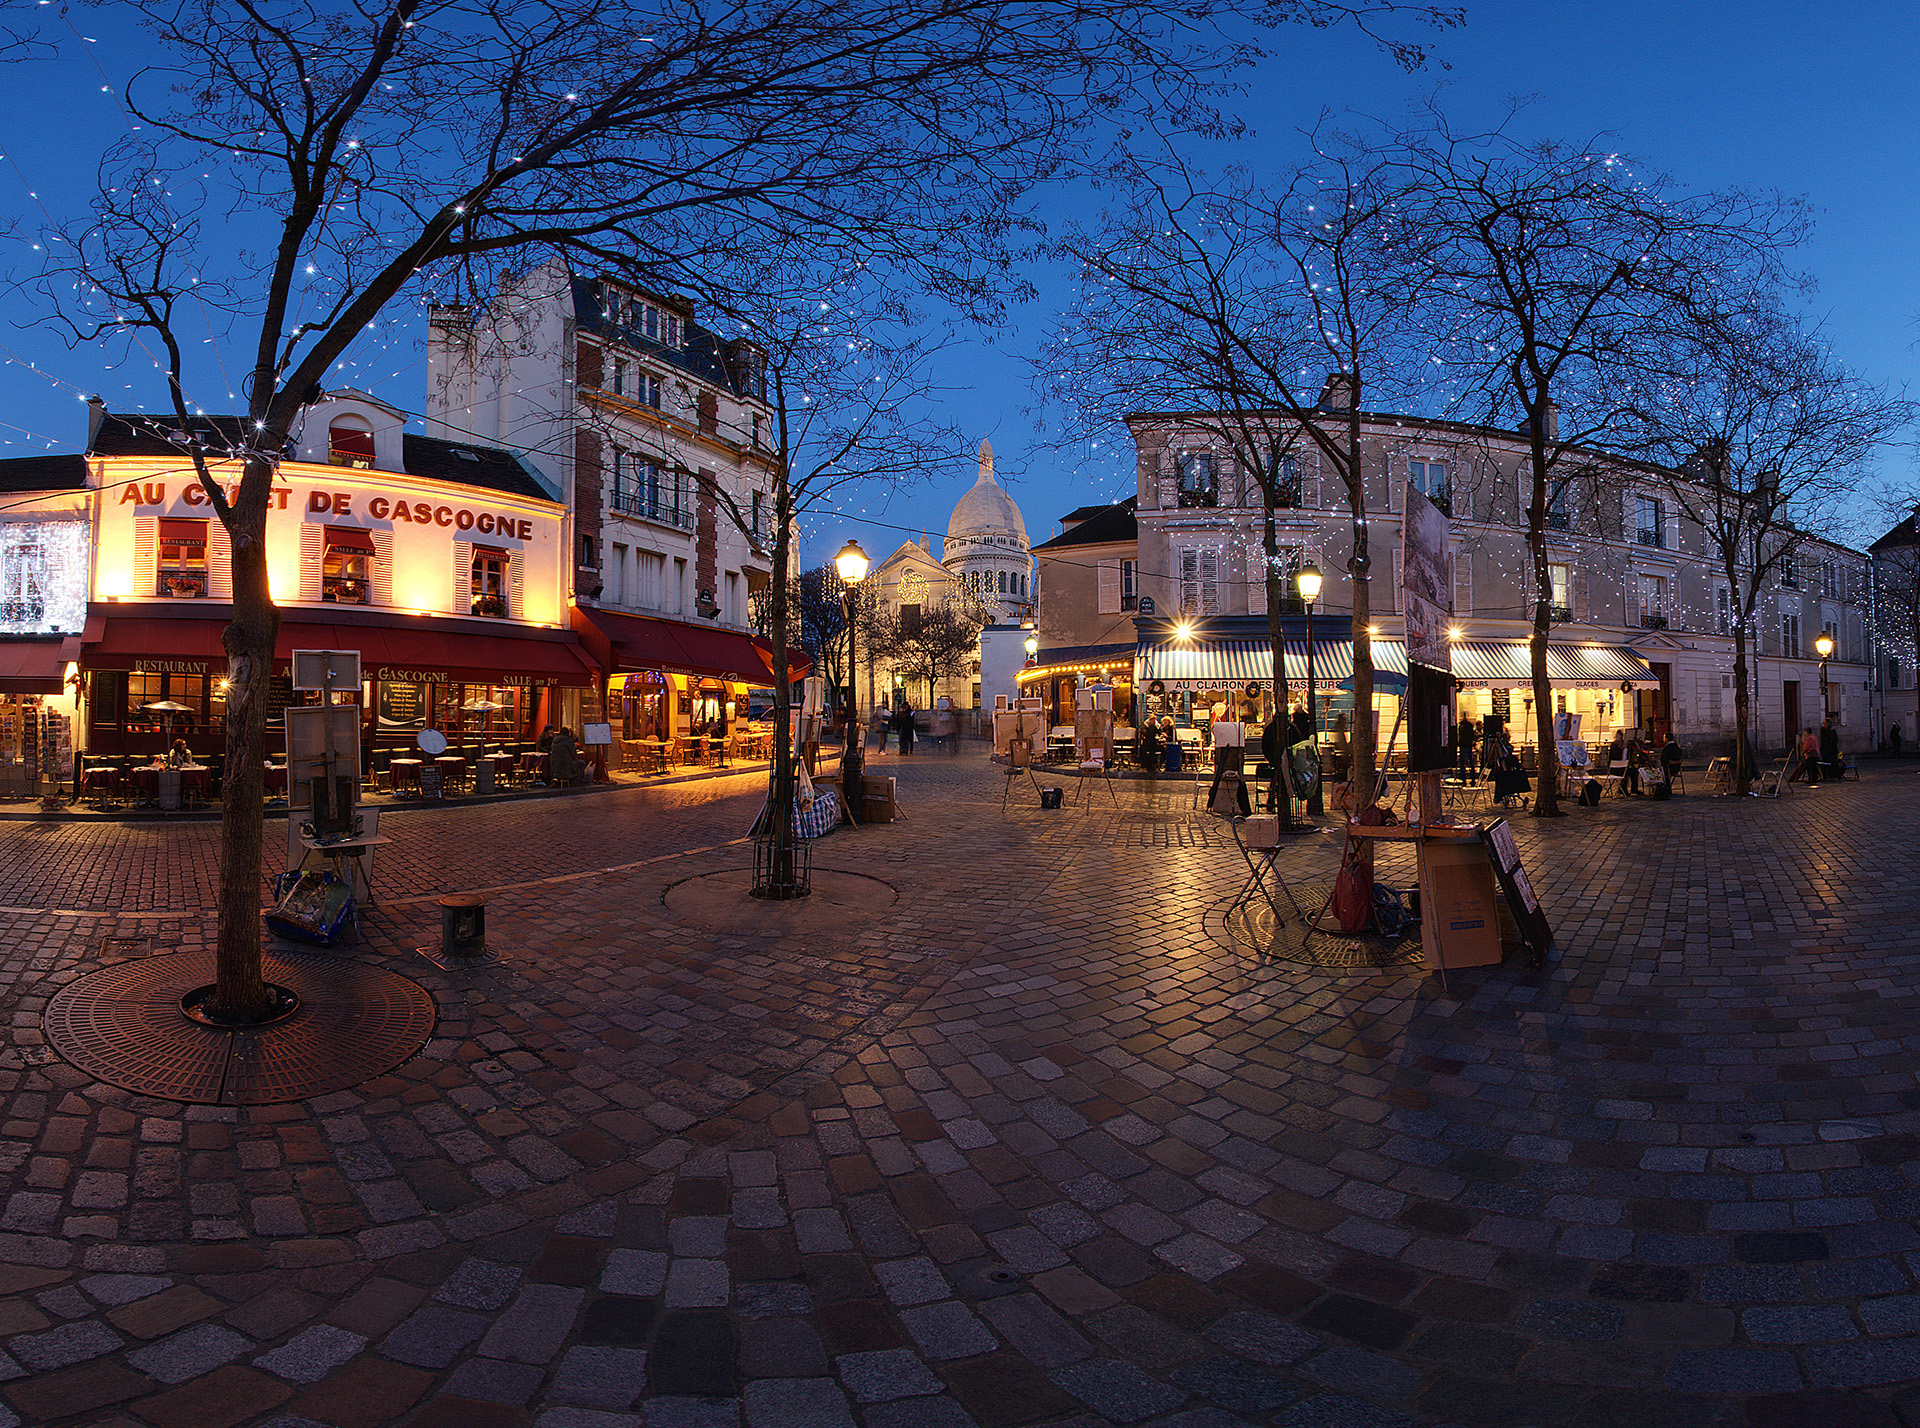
518,751 -> 549,784
433,755 -> 468,794
81,765 -> 121,809
637,739 -> 671,774
675,736 -> 704,767
127,765 -> 159,806
264,762 -> 289,800
388,757 -> 423,796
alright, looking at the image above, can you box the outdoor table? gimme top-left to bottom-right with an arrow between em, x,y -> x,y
263,762 -> 289,798
676,736 -> 703,766
128,766 -> 159,806
708,737 -> 729,768
519,751 -> 549,783
478,752 -> 513,788
638,740 -> 671,774
82,765 -> 120,808
434,755 -> 468,793
389,758 -> 423,795
175,765 -> 211,808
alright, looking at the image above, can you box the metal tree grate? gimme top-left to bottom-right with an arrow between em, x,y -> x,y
1222,880 -> 1426,971
751,832 -> 813,901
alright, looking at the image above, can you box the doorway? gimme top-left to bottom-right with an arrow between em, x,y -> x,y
1782,680 -> 1800,753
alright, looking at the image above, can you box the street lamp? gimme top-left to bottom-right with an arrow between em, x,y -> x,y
1816,632 -> 1835,717
1296,563 -> 1323,817
835,539 -> 870,824
1024,631 -> 1039,664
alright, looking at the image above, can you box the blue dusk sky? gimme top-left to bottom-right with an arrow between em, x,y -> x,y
0,1 -> 1912,563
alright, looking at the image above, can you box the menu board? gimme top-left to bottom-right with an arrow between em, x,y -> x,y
1480,817 -> 1551,963
377,681 -> 426,732
265,674 -> 294,728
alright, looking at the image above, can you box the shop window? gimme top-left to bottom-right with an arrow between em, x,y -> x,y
125,672 -> 206,731
1,541 -> 46,623
322,526 -> 374,605
471,547 -> 509,618
328,419 -> 375,469
158,518 -> 209,598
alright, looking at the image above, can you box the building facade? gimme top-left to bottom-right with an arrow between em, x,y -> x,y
1029,401 -> 1875,755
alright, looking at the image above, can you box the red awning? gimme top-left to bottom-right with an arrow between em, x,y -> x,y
83,610 -> 597,687
158,518 -> 207,545
572,607 -> 809,684
324,525 -> 376,553
0,637 -> 73,694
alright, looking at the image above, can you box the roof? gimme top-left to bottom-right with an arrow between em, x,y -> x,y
570,277 -> 756,397
947,469 -> 1028,546
83,412 -> 550,501
1034,497 -> 1136,552
399,434 -> 550,500
1871,514 -> 1920,553
0,454 -> 88,493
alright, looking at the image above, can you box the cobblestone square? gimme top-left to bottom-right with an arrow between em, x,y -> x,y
1,755 -> 1918,1426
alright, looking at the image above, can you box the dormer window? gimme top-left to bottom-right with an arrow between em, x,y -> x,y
328,417 -> 375,469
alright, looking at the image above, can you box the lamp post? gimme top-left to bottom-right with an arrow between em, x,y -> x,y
1024,631 -> 1039,664
835,539 -> 870,824
1296,563 -> 1323,817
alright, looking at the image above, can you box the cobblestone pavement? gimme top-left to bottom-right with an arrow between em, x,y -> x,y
2,758 -> 1920,1428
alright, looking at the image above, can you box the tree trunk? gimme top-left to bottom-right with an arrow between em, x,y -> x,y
212,455 -> 281,1019
766,464 -> 798,890
1263,493 -> 1291,827
1524,430 -> 1563,817
1732,618 -> 1752,796
1345,405 -> 1376,812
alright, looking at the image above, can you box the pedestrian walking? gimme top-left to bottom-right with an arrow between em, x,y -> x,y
1457,715 -> 1479,781
895,701 -> 916,756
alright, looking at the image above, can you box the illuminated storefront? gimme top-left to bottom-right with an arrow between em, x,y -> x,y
572,605 -> 806,744
0,456 -> 90,789
78,398 -> 595,755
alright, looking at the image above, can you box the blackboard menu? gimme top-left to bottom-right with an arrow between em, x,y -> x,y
378,682 -> 426,731
265,675 -> 294,728
1481,817 -> 1551,963
1491,688 -> 1511,719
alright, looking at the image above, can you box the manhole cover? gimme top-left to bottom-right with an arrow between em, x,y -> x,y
1222,880 -> 1426,971
44,949 -> 436,1105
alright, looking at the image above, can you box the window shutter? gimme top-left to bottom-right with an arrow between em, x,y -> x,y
1199,548 -> 1219,616
133,517 -> 157,598
372,531 -> 393,607
1246,544 -> 1267,616
1096,560 -> 1120,615
1305,452 -> 1323,511
209,519 -> 233,600
453,540 -> 473,614
1179,548 -> 1198,615
1573,567 -> 1589,623
298,523 -> 324,602
508,550 -> 525,619
1452,548 -> 1471,617
1389,549 -> 1401,614
1625,572 -> 1640,627
1157,455 -> 1177,511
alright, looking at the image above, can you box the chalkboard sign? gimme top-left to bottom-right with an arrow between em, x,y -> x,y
265,675 -> 293,728
419,763 -> 444,799
1479,817 -> 1551,963
1491,688 -> 1511,719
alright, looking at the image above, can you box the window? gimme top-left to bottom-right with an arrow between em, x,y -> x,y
1635,495 -> 1664,548
1,542 -> 45,622
1547,562 -> 1572,621
1176,451 -> 1217,508
322,526 -> 374,605
1269,448 -> 1302,508
1820,559 -> 1837,597
1121,559 -> 1137,611
751,414 -> 765,450
1782,611 -> 1800,659
1409,458 -> 1449,513
579,533 -> 597,568
610,543 -> 628,604
997,570 -> 1008,594
1890,657 -> 1902,691
1636,572 -> 1667,628
158,518 -> 209,598
1716,584 -> 1734,635
637,371 -> 662,409
750,491 -> 765,541
471,547 -> 509,618
1546,481 -> 1570,532
1178,546 -> 1221,616
327,419 -> 374,469
613,357 -> 630,396
1780,552 -> 1798,588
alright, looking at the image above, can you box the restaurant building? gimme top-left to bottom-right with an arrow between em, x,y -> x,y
72,392 -> 595,758
0,453 -> 91,791
1030,391 -> 1876,756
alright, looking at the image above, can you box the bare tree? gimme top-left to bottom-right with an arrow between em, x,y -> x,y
33,0 -> 1452,1017
1621,305 -> 1906,792
752,566 -> 850,700
1387,113 -> 1804,815
1046,138 -> 1435,812
869,595 -> 990,708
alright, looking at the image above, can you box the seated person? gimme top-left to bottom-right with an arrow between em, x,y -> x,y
166,739 -> 193,769
1661,734 -> 1684,782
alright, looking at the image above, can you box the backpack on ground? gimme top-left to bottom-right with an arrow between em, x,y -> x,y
1578,779 -> 1601,807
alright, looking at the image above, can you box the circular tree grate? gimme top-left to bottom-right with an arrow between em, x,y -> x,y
44,949 -> 436,1105
1222,880 -> 1425,971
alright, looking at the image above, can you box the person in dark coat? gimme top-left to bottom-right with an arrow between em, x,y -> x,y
1457,715 -> 1479,780
1136,719 -> 1163,773
1660,733 -> 1684,784
1261,715 -> 1284,811
1819,717 -> 1841,779
894,701 -> 915,756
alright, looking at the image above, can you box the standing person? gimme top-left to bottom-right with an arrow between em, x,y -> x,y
896,700 -> 916,756
1457,715 -> 1479,781
1891,721 -> 1904,755
1261,711 -> 1283,812
1798,726 -> 1821,783
1819,717 -> 1840,780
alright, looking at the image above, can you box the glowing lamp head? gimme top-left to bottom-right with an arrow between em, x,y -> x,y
1447,626 -> 1462,641
1815,633 -> 1835,659
1295,564 -> 1322,604
834,538 -> 870,586
1024,633 -> 1039,657
1174,621 -> 1194,643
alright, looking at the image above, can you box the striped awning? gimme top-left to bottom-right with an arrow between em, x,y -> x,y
1136,636 -> 1653,692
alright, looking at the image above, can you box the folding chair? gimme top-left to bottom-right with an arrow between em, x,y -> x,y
1001,738 -> 1042,813
1229,815 -> 1306,927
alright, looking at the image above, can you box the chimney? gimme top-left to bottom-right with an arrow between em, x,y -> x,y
85,396 -> 107,452
1517,402 -> 1559,442
1318,372 -> 1355,412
